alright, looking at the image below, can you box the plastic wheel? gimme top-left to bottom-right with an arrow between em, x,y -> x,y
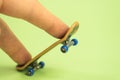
71,39 -> 78,46
61,45 -> 68,53
39,61 -> 45,68
27,67 -> 34,76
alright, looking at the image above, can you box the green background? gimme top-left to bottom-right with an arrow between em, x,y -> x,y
0,0 -> 120,80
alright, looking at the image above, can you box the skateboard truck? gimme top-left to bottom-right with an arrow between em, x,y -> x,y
61,36 -> 78,53
26,61 -> 45,76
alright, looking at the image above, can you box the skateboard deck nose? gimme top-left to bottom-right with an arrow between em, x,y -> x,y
70,22 -> 79,35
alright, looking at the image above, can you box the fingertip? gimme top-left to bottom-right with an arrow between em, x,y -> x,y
45,22 -> 69,39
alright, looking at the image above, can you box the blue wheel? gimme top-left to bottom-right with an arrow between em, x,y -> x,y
61,45 -> 68,53
71,39 -> 78,46
39,61 -> 45,68
27,68 -> 34,76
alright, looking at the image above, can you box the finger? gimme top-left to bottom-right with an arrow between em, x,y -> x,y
0,0 -> 2,10
0,0 -> 36,18
24,1 -> 69,38
0,0 -> 69,38
0,18 -> 31,65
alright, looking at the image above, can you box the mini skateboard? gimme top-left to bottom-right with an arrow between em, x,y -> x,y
16,21 -> 79,76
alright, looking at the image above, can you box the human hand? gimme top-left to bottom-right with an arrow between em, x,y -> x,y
0,0 -> 68,65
